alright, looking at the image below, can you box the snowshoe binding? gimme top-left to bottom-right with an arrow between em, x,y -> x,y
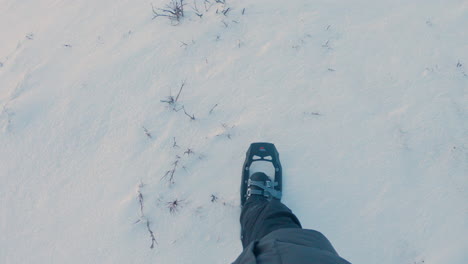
241,142 -> 282,207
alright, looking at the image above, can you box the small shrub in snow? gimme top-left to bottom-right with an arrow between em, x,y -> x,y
152,0 -> 185,23
210,194 -> 218,202
160,81 -> 197,120
184,148 -> 194,155
153,0 -> 237,24
167,199 -> 184,214
161,81 -> 185,110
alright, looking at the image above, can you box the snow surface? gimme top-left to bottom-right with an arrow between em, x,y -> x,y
1,0 -> 467,263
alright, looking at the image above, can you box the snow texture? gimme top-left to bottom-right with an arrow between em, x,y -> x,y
0,0 -> 467,263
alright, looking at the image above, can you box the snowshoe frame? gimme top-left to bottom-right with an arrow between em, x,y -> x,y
241,142 -> 282,206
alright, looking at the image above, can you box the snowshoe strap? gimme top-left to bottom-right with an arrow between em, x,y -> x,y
247,179 -> 282,199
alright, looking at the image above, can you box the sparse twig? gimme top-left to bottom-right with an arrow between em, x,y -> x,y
162,156 -> 181,184
209,104 -> 218,114
138,191 -> 144,216
216,123 -> 234,139
142,126 -> 152,138
160,95 -> 175,105
173,137 -> 179,148
191,0 -> 203,17
182,106 -> 196,120
204,0 -> 214,12
146,220 -> 158,249
134,181 -> 146,222
175,80 -> 185,102
184,148 -> 194,155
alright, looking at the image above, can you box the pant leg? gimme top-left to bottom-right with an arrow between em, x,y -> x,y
240,197 -> 302,248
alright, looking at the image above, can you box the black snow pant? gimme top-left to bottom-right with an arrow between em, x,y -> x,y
240,196 -> 302,248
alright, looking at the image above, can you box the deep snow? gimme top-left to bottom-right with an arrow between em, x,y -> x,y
1,0 -> 467,263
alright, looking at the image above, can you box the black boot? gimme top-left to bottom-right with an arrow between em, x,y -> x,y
245,172 -> 281,202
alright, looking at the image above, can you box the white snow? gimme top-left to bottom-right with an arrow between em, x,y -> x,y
0,0 -> 467,263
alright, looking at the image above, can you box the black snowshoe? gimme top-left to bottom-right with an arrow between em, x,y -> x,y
241,142 -> 282,207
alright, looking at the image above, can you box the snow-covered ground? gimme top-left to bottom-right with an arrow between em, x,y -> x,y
1,0 -> 467,263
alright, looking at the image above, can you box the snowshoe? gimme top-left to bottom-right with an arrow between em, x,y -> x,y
241,142 -> 282,207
